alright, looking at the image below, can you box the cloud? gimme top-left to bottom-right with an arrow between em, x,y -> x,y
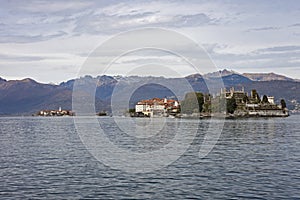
0,53 -> 46,61
207,44 -> 300,74
0,0 -> 300,81
0,0 -> 96,43
169,13 -> 218,27
73,9 -> 217,35
254,45 -> 300,54
71,1 -> 228,35
7,0 -> 94,14
0,31 -> 67,43
246,26 -> 281,32
289,23 -> 300,27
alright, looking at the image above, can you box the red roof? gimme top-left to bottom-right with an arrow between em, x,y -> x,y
137,98 -> 179,108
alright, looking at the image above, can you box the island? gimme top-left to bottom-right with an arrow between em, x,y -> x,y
35,107 -> 75,116
130,88 -> 289,119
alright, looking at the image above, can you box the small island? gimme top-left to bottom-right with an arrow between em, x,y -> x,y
130,88 -> 289,119
35,107 -> 75,116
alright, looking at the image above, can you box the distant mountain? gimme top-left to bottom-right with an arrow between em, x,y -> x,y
221,74 -> 252,86
204,70 -> 296,82
185,72 -> 252,91
0,70 -> 299,115
0,78 -> 68,115
0,77 -> 108,115
243,72 -> 295,82
203,69 -> 237,78
0,77 -> 6,83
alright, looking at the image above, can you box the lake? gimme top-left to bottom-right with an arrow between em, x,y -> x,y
0,115 -> 299,199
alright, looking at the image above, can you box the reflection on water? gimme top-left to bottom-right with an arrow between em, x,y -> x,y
0,116 -> 299,199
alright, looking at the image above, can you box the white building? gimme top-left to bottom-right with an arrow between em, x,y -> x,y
135,98 -> 180,117
267,96 -> 275,104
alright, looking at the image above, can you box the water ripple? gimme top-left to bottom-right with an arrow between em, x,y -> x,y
0,116 -> 299,199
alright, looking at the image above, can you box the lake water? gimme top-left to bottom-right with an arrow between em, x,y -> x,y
0,115 -> 299,199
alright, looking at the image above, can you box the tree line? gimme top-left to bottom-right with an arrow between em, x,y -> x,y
181,91 -> 287,115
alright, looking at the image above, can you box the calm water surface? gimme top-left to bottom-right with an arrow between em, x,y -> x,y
0,115 -> 299,199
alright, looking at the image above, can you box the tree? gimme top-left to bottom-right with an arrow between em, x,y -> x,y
226,98 -> 237,114
195,92 -> 204,112
128,108 -> 136,113
280,99 -> 286,109
257,94 -> 261,103
181,92 -> 204,114
251,89 -> 261,103
262,95 -> 269,104
202,94 -> 211,113
243,95 -> 249,103
219,97 -> 226,113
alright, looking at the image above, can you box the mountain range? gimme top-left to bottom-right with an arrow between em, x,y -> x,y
0,69 -> 299,115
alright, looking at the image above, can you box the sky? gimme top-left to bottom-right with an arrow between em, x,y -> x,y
0,0 -> 299,83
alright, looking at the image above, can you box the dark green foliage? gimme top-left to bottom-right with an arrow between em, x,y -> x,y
262,95 -> 269,104
280,99 -> 286,109
251,89 -> 261,103
196,93 -> 204,112
202,94 -> 211,113
202,102 -> 211,113
210,96 -> 226,113
219,97 -> 227,113
257,95 -> 261,103
251,89 -> 257,97
226,98 -> 237,114
181,92 -> 204,114
243,95 -> 249,103
128,108 -> 135,113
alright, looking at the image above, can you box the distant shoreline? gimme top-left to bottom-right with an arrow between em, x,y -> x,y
0,113 -> 299,118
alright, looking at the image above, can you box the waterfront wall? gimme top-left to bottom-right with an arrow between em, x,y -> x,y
247,110 -> 288,117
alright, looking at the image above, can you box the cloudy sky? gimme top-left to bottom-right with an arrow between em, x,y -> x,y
0,0 -> 299,83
